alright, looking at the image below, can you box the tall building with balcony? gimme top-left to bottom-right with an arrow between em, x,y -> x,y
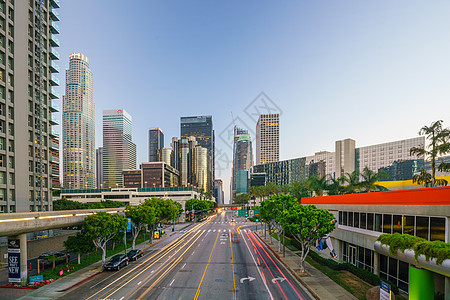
148,127 -> 164,162
231,127 -> 253,201
256,114 -> 279,165
9,0 -> 61,212
180,116 -> 214,192
103,109 -> 136,188
62,53 -> 95,190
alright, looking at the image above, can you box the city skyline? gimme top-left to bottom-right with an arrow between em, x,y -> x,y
54,1 -> 450,202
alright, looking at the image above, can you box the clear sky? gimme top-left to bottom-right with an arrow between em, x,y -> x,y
55,1 -> 450,203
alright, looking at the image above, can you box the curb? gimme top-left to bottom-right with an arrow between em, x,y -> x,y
254,232 -> 320,300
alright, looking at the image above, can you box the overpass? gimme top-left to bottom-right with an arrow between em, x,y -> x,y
0,208 -> 125,285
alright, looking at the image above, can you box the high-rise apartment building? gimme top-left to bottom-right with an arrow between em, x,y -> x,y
103,109 -> 136,188
10,1 -> 61,212
148,127 -> 164,162
62,53 -> 95,190
180,116 -> 214,192
96,147 -> 103,188
231,127 -> 253,201
256,114 -> 279,165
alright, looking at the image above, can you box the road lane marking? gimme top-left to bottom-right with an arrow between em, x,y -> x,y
241,230 -> 274,300
137,281 -> 142,285
192,251 -> 195,255
193,232 -> 220,300
181,263 -> 186,269
169,279 -> 175,286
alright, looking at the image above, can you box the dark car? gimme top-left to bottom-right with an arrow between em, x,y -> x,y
127,249 -> 143,261
104,254 -> 129,271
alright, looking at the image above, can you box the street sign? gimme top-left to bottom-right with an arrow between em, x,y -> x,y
238,210 -> 246,217
29,275 -> 43,283
8,239 -> 20,283
254,210 -> 260,217
380,280 -> 391,300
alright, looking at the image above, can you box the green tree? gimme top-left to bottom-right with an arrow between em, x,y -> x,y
84,212 -> 128,265
126,205 -> 156,249
261,194 -> 297,251
278,204 -> 336,273
410,120 -> 450,187
53,198 -> 86,210
359,167 -> 389,192
288,180 -> 311,201
412,168 -> 433,187
64,232 -> 96,264
235,193 -> 250,205
343,170 -> 361,193
307,175 -> 328,196
326,176 -> 346,196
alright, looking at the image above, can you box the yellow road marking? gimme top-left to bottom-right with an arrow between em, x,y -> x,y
193,232 -> 220,300
231,240 -> 236,300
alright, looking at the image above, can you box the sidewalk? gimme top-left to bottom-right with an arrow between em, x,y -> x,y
10,222 -> 194,300
256,232 -> 357,300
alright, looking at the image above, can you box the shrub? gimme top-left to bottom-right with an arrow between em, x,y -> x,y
377,233 -> 450,265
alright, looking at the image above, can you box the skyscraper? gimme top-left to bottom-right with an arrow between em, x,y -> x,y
12,1 -> 60,212
231,127 -> 253,201
256,114 -> 279,165
180,116 -> 214,192
103,109 -> 136,188
148,127 -> 164,162
96,147 -> 103,189
62,53 -> 95,190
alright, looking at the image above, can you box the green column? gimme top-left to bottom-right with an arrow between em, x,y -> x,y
409,266 -> 434,300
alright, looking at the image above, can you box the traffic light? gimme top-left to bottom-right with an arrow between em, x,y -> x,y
245,210 -> 249,217
255,218 -> 259,222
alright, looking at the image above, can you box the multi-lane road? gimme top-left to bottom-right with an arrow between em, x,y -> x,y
63,211 -> 312,300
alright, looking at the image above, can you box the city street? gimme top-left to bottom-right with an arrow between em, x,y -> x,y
62,211 -> 312,300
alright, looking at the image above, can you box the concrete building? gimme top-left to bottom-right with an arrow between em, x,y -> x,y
303,187 -> 450,297
148,127 -> 164,162
61,187 -> 202,213
102,109 -> 136,188
62,53 -> 95,190
141,162 -> 179,188
180,116 -> 214,192
192,146 -> 209,192
256,114 -> 279,165
252,136 -> 425,186
95,147 -> 103,188
231,127 -> 253,202
122,169 -> 141,188
11,0 -> 61,212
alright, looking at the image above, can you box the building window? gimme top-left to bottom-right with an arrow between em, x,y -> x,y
393,215 -> 402,234
403,216 -> 415,236
360,213 -> 367,229
383,214 -> 392,234
416,216 -> 429,240
375,214 -> 382,232
430,217 -> 445,241
367,213 -> 374,231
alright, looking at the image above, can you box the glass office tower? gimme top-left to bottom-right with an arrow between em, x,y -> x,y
102,109 -> 136,188
180,116 -> 214,192
148,127 -> 164,162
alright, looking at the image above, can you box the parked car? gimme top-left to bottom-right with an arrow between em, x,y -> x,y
104,254 -> 129,271
127,249 -> 144,261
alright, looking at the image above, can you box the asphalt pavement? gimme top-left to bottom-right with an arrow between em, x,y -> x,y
59,211 -> 313,300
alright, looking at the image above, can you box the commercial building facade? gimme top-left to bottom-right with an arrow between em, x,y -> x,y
148,127 -> 164,162
102,109 -> 136,188
214,179 -> 224,205
62,53 -> 95,190
10,0 -> 61,212
256,114 -> 279,165
303,187 -> 450,297
95,147 -> 103,188
180,116 -> 214,192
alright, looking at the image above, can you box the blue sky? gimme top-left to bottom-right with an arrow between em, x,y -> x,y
56,1 -> 450,202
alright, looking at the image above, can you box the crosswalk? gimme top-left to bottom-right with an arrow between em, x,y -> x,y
209,221 -> 248,224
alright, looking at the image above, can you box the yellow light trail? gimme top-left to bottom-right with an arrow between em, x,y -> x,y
193,232 -> 220,300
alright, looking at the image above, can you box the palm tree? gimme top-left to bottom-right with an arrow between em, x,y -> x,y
343,170 -> 361,194
235,193 -> 250,205
360,167 -> 388,192
288,180 -> 311,201
326,175 -> 346,195
410,120 -> 450,187
307,175 -> 328,196
412,168 -> 433,187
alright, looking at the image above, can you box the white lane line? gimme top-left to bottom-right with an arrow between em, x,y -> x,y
169,279 -> 175,286
181,263 -> 186,269
192,250 -> 195,255
208,230 -> 211,232
219,229 -> 221,232
137,281 -> 142,285
120,297 -> 124,300
213,230 -> 216,232
241,231 -> 274,300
